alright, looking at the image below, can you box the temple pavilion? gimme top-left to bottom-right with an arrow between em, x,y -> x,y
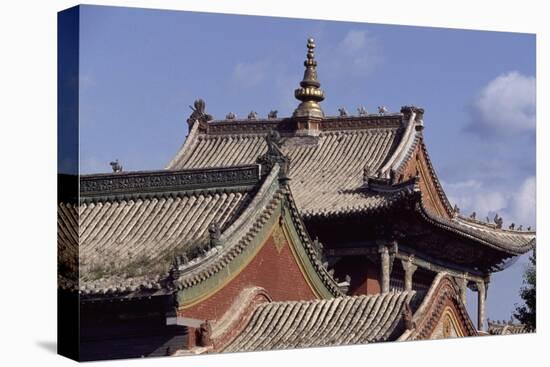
58,38 -> 535,361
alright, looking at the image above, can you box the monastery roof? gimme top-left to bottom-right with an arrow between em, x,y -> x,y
223,290 -> 415,352
168,39 -> 445,220
58,165 -> 260,296
58,163 -> 344,299
169,113 -> 418,218
168,114 -> 534,258
168,37 -> 535,258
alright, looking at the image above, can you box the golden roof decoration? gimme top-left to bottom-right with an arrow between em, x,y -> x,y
293,38 -> 325,118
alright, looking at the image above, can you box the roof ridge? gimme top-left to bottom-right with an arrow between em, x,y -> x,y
207,117 -> 284,124
206,114 -> 403,123
378,107 -> 421,178
455,214 -> 536,234
183,114 -> 404,138
263,290 -> 416,308
166,121 -> 201,169
79,165 -> 261,202
416,201 -> 536,255
418,140 -> 454,216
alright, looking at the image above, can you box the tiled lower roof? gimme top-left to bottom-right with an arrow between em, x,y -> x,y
59,191 -> 250,294
58,164 -> 344,298
58,202 -> 79,291
57,170 -> 255,295
223,291 -> 415,352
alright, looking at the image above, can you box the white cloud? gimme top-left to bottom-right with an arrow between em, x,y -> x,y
443,176 -> 536,228
231,60 -> 269,88
445,179 -> 508,218
340,30 -> 370,54
326,30 -> 381,77
468,71 -> 535,136
508,176 -> 536,225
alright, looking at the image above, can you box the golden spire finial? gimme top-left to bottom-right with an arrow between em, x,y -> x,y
293,38 -> 325,118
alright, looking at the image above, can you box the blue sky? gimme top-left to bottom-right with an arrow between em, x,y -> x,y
78,5 -> 536,325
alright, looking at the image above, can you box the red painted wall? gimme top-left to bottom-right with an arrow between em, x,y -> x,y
333,256 -> 381,295
178,234 -> 318,321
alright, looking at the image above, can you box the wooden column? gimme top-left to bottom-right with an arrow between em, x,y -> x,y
459,274 -> 468,305
401,256 -> 418,292
476,280 -> 486,331
379,245 -> 390,293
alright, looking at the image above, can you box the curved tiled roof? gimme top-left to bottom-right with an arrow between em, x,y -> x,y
168,116 -> 408,218
57,202 -> 79,291
81,192 -> 250,291
417,203 -> 535,256
58,164 -> 344,299
57,166 -> 259,296
171,111 -> 536,255
223,291 -> 415,352
285,129 -> 401,217
168,115 -> 535,256
58,191 -> 252,295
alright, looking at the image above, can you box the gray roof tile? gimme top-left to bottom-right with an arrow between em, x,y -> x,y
169,117 -> 535,255
58,171 -> 254,295
169,127 -> 402,217
223,291 -> 414,352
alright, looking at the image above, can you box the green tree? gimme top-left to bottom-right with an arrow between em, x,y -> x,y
514,249 -> 536,331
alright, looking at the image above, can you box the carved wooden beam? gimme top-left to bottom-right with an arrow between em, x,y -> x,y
394,251 -> 485,283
